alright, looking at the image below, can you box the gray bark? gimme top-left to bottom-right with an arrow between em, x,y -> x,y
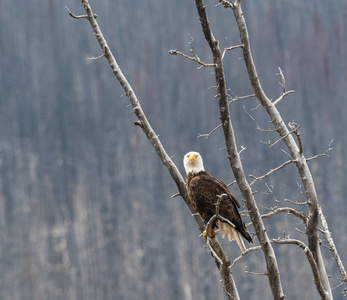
231,1 -> 333,298
77,0 -> 240,299
195,0 -> 285,299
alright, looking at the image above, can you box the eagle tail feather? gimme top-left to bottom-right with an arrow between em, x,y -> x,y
216,220 -> 246,252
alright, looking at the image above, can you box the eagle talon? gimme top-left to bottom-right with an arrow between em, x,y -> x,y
203,227 -> 215,240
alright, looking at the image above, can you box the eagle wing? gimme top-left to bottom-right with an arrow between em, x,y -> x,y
211,177 -> 241,209
188,171 -> 252,244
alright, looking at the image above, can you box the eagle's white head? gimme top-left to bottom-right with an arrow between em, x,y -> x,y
183,151 -> 205,175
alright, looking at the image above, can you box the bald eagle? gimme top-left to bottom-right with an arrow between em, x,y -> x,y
184,151 -> 252,252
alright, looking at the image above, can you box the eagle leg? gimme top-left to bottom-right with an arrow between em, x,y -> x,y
203,227 -> 215,240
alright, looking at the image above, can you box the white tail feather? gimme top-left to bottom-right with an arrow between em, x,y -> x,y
216,220 -> 246,252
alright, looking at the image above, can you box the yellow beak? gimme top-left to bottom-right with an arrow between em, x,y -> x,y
189,154 -> 197,161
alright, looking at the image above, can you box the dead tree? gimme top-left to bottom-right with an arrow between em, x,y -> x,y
67,1 -> 241,299
67,0 -> 347,299
193,1 -> 285,299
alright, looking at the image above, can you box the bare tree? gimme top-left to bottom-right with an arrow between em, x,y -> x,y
67,1 -> 240,299
68,0 -> 346,299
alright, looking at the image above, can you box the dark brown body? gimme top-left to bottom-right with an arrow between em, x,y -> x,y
187,171 -> 252,243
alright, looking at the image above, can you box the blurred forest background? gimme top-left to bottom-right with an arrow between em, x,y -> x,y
0,0 -> 346,299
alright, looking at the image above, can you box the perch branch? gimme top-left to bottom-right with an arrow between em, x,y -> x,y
206,194 -> 236,240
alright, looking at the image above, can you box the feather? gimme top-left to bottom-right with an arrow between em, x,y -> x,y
217,220 -> 246,252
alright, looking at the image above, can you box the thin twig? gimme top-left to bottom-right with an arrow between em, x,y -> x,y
243,106 -> 275,133
228,92 -> 256,104
261,128 -> 296,148
222,44 -> 244,60
207,238 -> 224,266
245,270 -> 268,276
272,67 -> 294,106
169,49 -> 215,68
198,124 -> 222,139
87,53 -> 105,60
229,245 -> 262,268
288,121 -> 303,154
273,90 -> 294,106
216,0 -> 234,9
306,141 -> 333,161
249,159 -> 296,185
206,194 -> 235,239
65,6 -> 97,19
284,198 -> 307,206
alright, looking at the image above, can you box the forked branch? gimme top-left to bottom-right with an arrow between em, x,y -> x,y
271,237 -> 329,299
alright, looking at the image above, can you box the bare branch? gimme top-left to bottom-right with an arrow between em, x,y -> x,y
243,106 -> 276,134
228,92 -> 256,104
239,145 -> 246,155
87,53 -> 105,60
196,0 -> 285,297
306,141 -> 333,161
206,238 -> 224,266
222,44 -> 244,60
206,222 -> 241,300
273,90 -> 294,106
280,148 -> 293,159
261,127 -> 297,148
169,48 -> 215,68
271,237 -> 330,299
171,193 -> 181,198
277,67 -> 286,94
226,180 -> 237,187
318,206 -> 347,288
65,6 -> 96,19
206,194 -> 236,240
249,159 -> 296,184
229,245 -> 262,269
261,207 -> 308,225
284,198 -> 307,206
74,0 -> 208,233
272,67 -> 294,106
216,0 -> 234,9
245,270 -> 268,276
288,121 -> 303,154
197,123 -> 222,139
